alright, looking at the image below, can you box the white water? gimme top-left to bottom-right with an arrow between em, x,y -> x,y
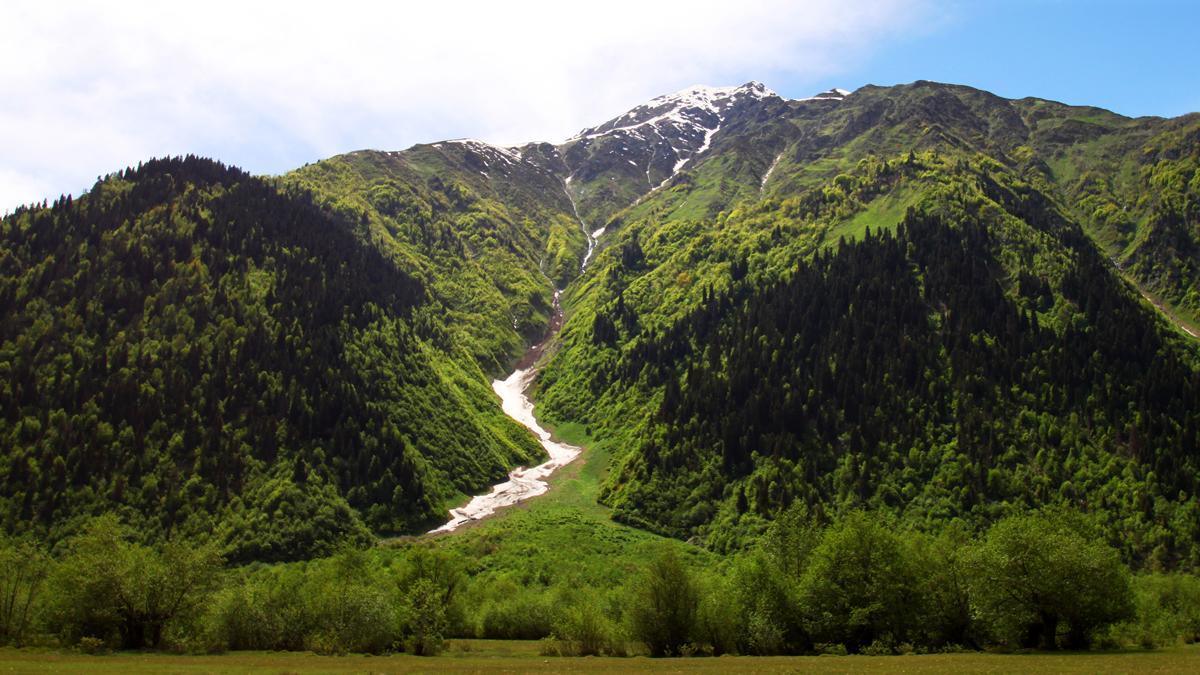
430,180 -> 603,534
761,150 -> 785,191
429,365 -> 582,533
564,178 -> 604,272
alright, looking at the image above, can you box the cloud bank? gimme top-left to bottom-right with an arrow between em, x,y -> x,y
0,0 -> 932,212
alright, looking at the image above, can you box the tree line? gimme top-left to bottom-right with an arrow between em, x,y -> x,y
2,507 -> 1198,656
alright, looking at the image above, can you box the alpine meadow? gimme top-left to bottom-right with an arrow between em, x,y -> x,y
2,6 -> 1200,669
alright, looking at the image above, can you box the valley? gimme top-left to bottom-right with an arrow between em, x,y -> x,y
2,78 -> 1200,661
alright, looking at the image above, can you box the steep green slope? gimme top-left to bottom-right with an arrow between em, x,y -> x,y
1040,115 -> 1200,326
535,93 -> 1200,567
0,157 -> 542,560
285,142 -> 586,375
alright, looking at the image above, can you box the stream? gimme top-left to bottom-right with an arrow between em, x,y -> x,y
429,291 -> 582,533
430,182 -> 606,533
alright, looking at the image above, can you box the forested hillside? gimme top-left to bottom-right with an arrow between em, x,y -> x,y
535,84 -> 1200,567
601,211 -> 1199,563
0,157 -> 543,560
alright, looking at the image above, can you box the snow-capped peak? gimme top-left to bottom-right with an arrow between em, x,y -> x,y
440,138 -> 524,164
643,80 -> 777,109
566,81 -> 778,143
558,81 -> 786,191
741,81 -> 779,98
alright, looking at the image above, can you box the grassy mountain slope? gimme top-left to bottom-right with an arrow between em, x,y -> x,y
1038,112 -> 1200,327
285,142 -> 587,375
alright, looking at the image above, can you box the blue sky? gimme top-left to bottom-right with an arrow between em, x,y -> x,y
2,0 -> 1198,213
794,0 -> 1200,119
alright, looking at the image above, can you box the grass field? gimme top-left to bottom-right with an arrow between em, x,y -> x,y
826,184 -> 920,246
417,420 -> 714,587
2,642 -> 1198,673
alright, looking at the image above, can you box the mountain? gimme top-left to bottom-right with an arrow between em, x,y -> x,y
531,81 -> 1200,567
1,80 -> 1198,567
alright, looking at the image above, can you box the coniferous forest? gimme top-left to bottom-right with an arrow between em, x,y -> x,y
0,157 -> 543,561
605,213 -> 1200,565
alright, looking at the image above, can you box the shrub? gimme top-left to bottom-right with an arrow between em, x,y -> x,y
628,548 -> 698,657
45,515 -> 223,650
0,535 -> 52,646
728,503 -> 821,655
402,577 -> 446,655
1108,573 -> 1200,648
695,573 -> 740,655
966,509 -> 1134,649
908,526 -> 978,648
206,568 -> 310,651
798,511 -> 920,653
394,547 -> 467,655
477,583 -> 558,639
304,549 -> 397,654
558,589 -> 622,656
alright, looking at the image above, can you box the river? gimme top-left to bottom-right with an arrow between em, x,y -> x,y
429,291 -> 582,533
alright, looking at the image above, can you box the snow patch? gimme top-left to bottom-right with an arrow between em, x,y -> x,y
761,150 -> 785,189
794,87 -> 854,102
445,138 -> 526,165
430,363 -> 581,533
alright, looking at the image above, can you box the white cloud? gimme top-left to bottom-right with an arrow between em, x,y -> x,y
0,0 -> 933,212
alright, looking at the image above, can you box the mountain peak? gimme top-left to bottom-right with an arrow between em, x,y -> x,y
646,81 -> 778,108
738,80 -> 777,96
566,81 -> 777,144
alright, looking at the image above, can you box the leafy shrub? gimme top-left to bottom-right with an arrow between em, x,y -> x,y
394,547 -> 465,655
207,568 -> 310,651
1108,573 -> 1200,648
628,548 -> 698,657
799,511 -> 921,653
966,509 -> 1134,649
303,550 -> 398,654
0,535 -> 52,646
476,582 -> 559,639
45,515 -> 222,650
402,577 -> 446,656
557,589 -> 623,656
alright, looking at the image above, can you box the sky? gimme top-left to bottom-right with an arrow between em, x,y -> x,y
2,0 -> 1199,214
